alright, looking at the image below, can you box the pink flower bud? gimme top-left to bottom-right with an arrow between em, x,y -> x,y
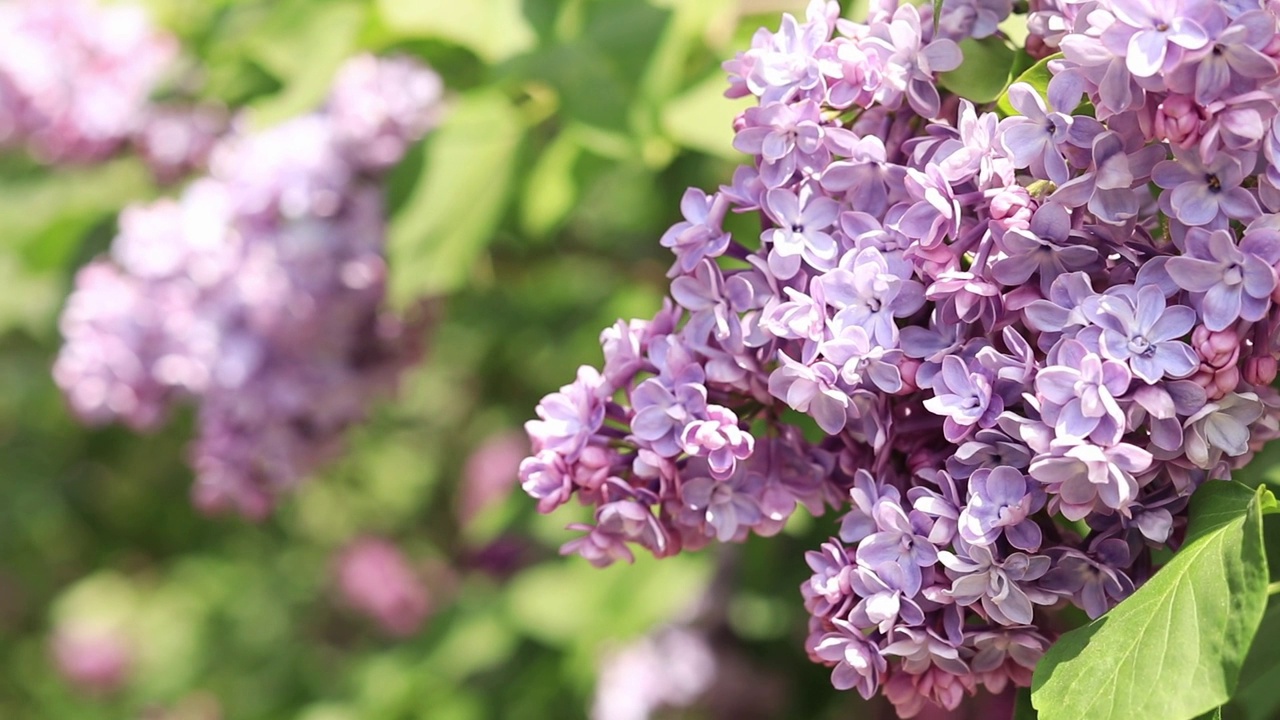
1192,326 -> 1239,369
51,625 -> 132,695
335,538 -> 431,638
1246,355 -> 1278,386
1152,95 -> 1207,150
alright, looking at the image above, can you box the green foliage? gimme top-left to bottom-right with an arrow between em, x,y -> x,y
938,36 -> 1019,104
1032,481 -> 1273,720
387,89 -> 525,304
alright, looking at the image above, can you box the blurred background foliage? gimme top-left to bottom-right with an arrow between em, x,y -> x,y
0,0 -> 898,718
2,1 -> 1278,719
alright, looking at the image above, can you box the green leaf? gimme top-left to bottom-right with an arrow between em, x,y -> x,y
1014,686 -> 1038,720
938,36 -> 1017,104
1031,481 -> 1271,720
997,52 -> 1063,117
1226,598 -> 1280,719
661,72 -> 753,160
374,0 -> 535,63
519,128 -> 583,238
242,0 -> 367,127
386,90 -> 525,305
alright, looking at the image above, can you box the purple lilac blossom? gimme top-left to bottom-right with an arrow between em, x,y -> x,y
0,0 -> 176,163
55,55 -> 445,518
517,0 -> 1280,714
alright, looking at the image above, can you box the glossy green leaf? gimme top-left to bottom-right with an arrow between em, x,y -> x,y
387,90 -> 524,305
1031,481 -> 1271,720
997,52 -> 1063,116
938,36 -> 1018,104
1226,599 -> 1280,719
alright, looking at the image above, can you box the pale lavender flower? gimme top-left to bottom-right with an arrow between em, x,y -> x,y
1152,148 -> 1260,227
856,498 -> 938,595
680,405 -> 755,479
813,618 -> 888,699
923,356 -> 1002,442
849,563 -> 926,633
939,542 -> 1054,626
528,366 -> 608,459
1029,441 -> 1153,519
1183,391 -> 1265,468
1104,0 -> 1211,77
1082,284 -> 1199,384
660,189 -> 733,275
1035,340 -> 1131,444
762,185 -> 840,279
768,353 -> 850,434
733,99 -> 828,187
1166,227 -> 1280,329
958,467 -> 1044,551
816,246 -> 925,347
999,83 -> 1074,184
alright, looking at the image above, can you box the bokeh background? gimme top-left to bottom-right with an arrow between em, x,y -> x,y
2,1 -> 1278,719
0,0 -> 883,718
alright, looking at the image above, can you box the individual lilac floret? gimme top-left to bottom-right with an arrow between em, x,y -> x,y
849,563 -> 926,633
661,189 -> 733,275
1152,148 -> 1261,228
813,618 -> 888,699
1104,0 -> 1211,77
1035,340 -> 1131,445
939,542 -> 1054,626
1166,227 -> 1280,330
856,498 -> 938,595
1081,284 -> 1199,384
679,405 -> 754,478
958,467 -> 1044,551
923,356 -> 1002,442
1183,391 -> 1265,468
1029,441 -> 1153,520
1041,540 -> 1135,618
528,366 -> 608,460
762,186 -> 840,279
999,83 -> 1073,184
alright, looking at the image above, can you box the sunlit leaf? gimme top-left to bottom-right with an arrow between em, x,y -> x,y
1031,481 -> 1271,720
938,36 -> 1018,104
387,90 -> 525,305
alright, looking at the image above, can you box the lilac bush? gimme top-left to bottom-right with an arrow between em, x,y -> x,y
0,0 -> 175,164
519,0 -> 1280,715
54,54 -> 444,519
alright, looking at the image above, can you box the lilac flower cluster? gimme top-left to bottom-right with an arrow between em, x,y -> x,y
520,0 -> 1280,714
0,0 -> 176,164
54,53 -> 444,519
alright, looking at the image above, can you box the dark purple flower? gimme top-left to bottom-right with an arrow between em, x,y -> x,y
1040,540 -> 1135,618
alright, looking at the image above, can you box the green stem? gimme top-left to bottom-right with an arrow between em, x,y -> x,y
1268,580 -> 1280,596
